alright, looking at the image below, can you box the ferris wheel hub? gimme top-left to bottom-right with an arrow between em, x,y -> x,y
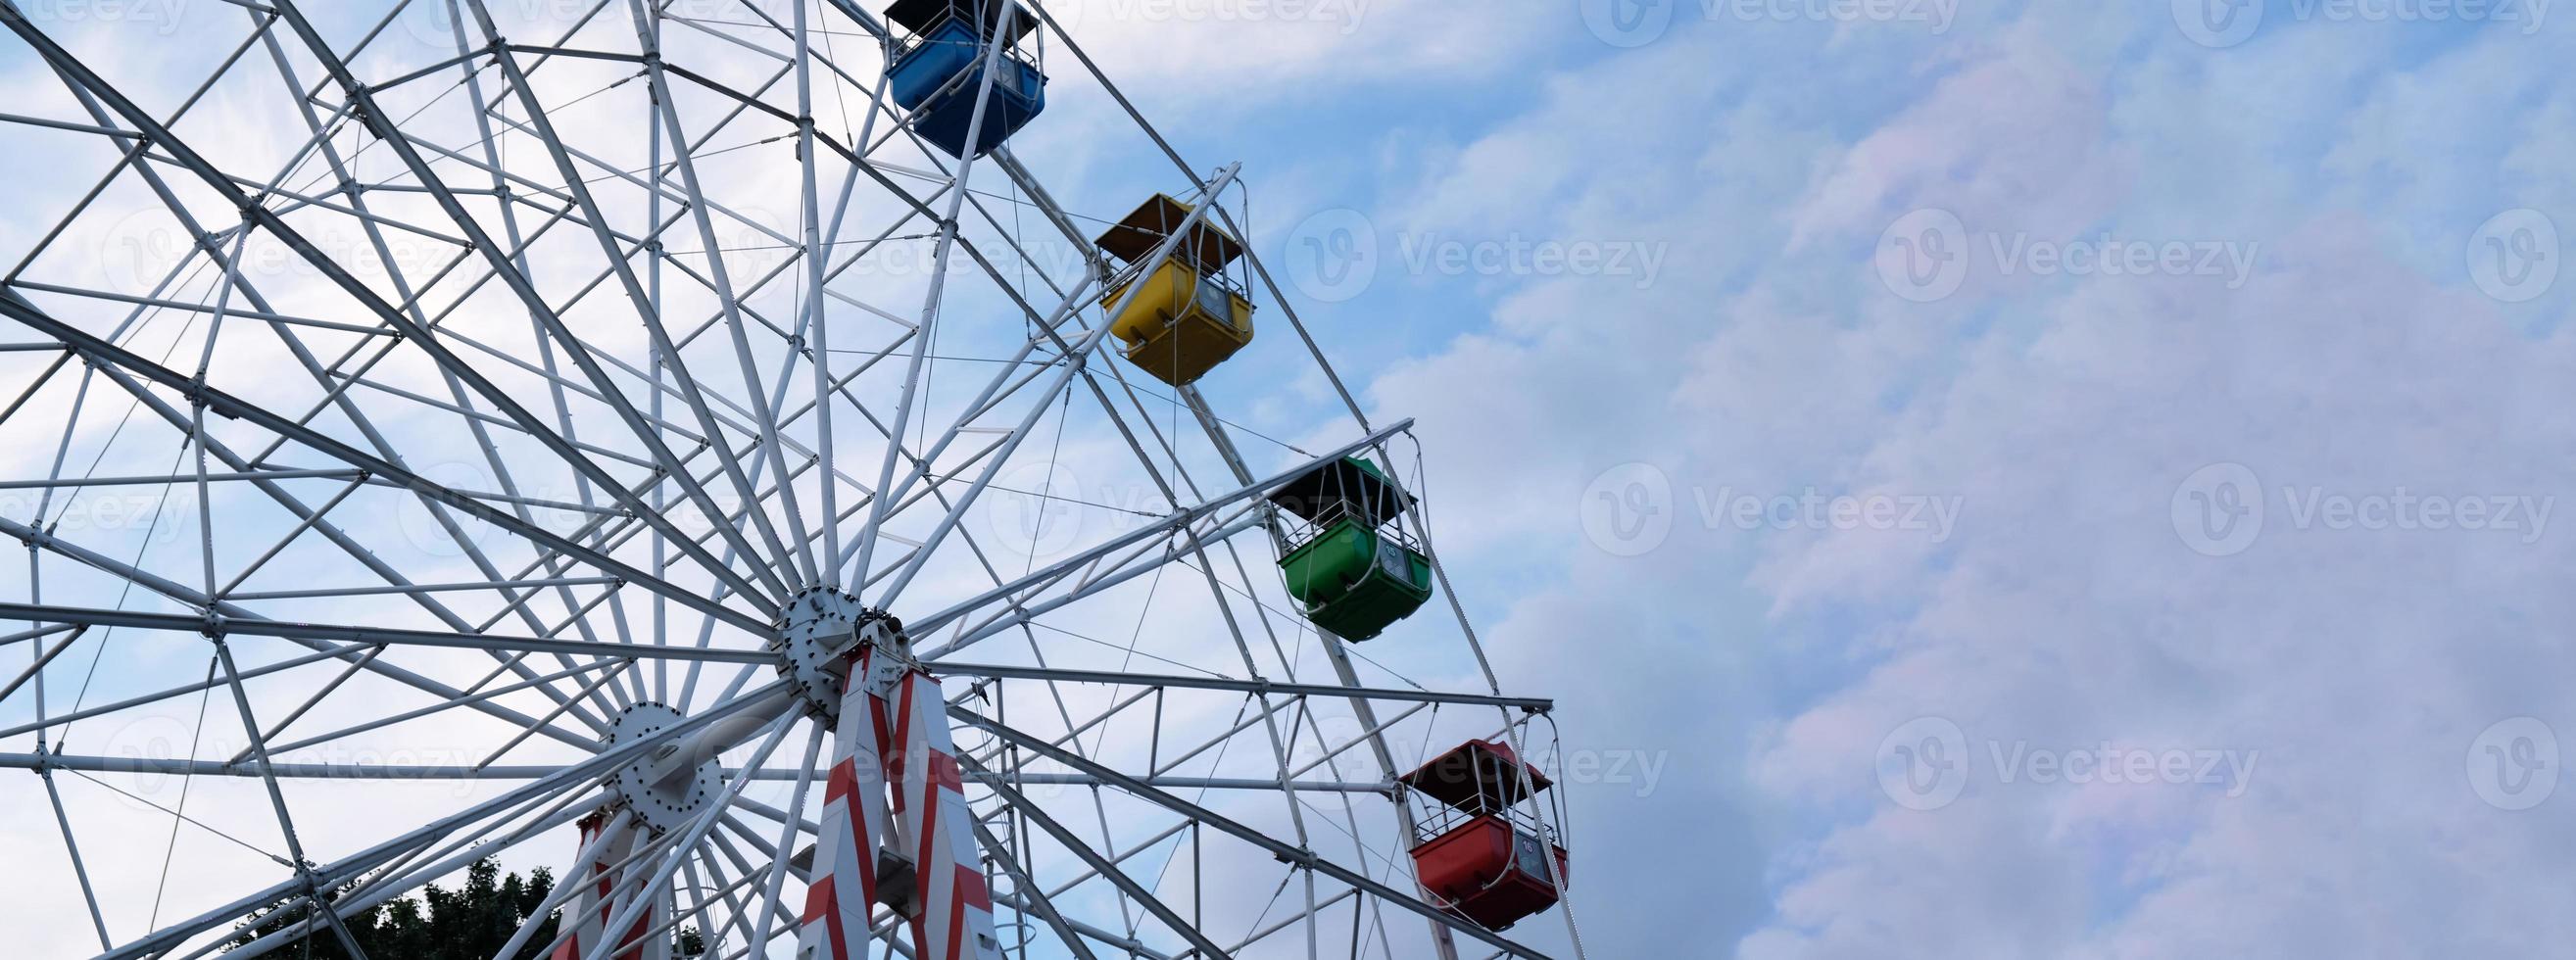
770,586 -> 910,722
604,701 -> 722,836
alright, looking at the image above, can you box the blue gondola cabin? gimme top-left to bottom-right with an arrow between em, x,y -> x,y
884,0 -> 1046,159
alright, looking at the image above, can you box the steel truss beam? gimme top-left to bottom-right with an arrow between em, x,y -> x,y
936,663 -> 1552,712
0,4 -> 1588,958
0,289 -> 773,636
0,8 -> 788,618
911,417 -> 1415,651
957,710 -> 1555,960
0,600 -> 772,664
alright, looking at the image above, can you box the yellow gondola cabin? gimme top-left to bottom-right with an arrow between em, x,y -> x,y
1093,193 -> 1255,386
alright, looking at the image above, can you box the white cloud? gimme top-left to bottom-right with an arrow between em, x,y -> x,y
1315,6 -> 2576,958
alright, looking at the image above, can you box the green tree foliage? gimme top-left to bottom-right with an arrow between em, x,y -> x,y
226,857 -> 555,959
224,856 -> 707,959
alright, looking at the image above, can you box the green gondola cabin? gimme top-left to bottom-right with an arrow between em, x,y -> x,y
1267,456 -> 1433,641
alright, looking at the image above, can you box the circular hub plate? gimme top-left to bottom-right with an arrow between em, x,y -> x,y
773,587 -> 875,721
607,702 -> 722,836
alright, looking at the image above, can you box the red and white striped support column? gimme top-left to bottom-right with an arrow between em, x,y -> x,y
796,647 -> 999,960
554,811 -> 668,960
887,667 -> 1000,960
798,646 -> 897,960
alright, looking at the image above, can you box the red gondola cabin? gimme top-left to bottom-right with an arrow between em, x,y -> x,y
1399,739 -> 1569,931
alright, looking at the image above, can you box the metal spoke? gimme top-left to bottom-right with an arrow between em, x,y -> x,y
0,4 -> 1580,958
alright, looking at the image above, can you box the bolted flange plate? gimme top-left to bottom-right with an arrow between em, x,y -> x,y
770,586 -> 907,722
606,701 -> 721,836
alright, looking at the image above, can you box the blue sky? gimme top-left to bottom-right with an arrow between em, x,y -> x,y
1119,2 -> 2576,956
4,1 -> 2575,957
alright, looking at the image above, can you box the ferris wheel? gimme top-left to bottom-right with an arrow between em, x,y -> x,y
0,1 -> 1583,958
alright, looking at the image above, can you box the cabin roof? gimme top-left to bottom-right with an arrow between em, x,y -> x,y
885,0 -> 1040,45
1093,193 -> 1245,269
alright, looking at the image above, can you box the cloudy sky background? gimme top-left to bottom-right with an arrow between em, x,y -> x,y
1178,1 -> 2576,955
5,0 -> 2575,957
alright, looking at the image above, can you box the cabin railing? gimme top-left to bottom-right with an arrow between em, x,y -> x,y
892,6 -> 1043,77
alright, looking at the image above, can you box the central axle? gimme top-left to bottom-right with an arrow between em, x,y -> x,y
605,587 -> 913,833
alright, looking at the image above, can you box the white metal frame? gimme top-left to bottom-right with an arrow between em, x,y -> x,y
0,1 -> 1587,957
